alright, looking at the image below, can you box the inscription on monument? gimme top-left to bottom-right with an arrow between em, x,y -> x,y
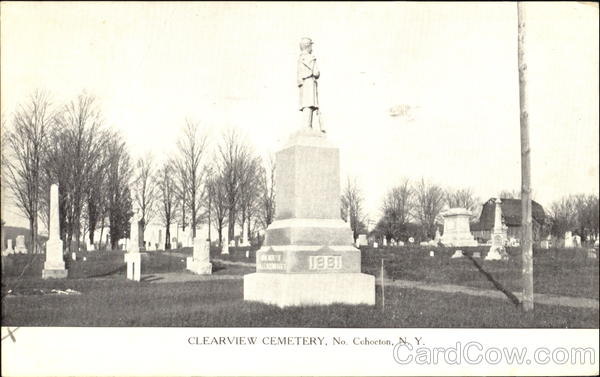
308,255 -> 342,270
258,253 -> 286,271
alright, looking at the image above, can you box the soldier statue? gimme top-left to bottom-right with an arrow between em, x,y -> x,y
297,37 -> 324,132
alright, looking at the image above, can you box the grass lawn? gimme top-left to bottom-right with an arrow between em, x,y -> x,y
1,245 -> 597,328
362,246 -> 599,300
2,278 -> 598,328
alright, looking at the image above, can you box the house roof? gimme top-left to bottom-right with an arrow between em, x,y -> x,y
474,198 -> 546,230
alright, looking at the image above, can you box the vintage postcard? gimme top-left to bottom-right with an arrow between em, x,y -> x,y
1,2 -> 598,376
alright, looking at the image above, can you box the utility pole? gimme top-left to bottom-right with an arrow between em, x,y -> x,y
518,2 -> 534,312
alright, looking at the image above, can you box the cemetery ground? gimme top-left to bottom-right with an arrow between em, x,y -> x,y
1,245 -> 598,328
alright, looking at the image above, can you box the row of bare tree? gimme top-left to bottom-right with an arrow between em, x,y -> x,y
2,91 -> 133,252
2,91 -> 277,252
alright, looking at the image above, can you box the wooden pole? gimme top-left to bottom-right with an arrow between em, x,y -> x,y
518,2 -> 534,312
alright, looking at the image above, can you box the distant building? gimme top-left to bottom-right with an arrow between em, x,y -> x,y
471,198 -> 546,242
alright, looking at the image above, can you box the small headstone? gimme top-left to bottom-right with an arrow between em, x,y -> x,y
71,252 -> 76,261
564,231 -> 574,248
408,237 -> 414,244
472,251 -> 481,258
83,257 -> 87,261
429,251 -> 435,257
357,234 -> 368,246
246,250 -> 250,258
221,229 -> 229,255
451,249 -> 464,258
15,235 -> 27,254
7,239 -> 14,253
397,240 -> 405,246
382,238 -> 387,247
88,244 -> 95,251
373,242 -> 378,248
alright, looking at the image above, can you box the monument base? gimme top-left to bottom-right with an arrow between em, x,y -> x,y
244,272 -> 375,308
485,246 -> 508,261
186,257 -> 212,275
42,260 -> 67,279
440,236 -> 478,247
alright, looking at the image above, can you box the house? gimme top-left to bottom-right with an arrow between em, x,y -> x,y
471,198 -> 546,242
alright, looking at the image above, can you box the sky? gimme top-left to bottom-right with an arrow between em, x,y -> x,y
1,2 -> 598,228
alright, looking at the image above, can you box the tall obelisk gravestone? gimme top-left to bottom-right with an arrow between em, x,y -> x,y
42,184 -> 67,279
243,38 -> 375,307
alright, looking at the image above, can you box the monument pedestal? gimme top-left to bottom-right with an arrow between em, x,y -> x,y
244,273 -> 375,307
42,239 -> 67,279
243,129 -> 375,307
125,252 -> 142,281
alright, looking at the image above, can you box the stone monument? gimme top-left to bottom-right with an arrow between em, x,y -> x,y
124,213 -> 142,281
15,235 -> 27,253
486,198 -> 509,261
240,221 -> 250,247
187,224 -> 212,274
440,208 -> 478,247
42,184 -> 68,279
564,231 -> 574,248
221,227 -> 229,255
244,39 -> 374,307
7,239 -> 14,253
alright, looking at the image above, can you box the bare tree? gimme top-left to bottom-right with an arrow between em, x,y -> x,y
207,168 -> 228,245
414,178 -> 445,239
237,154 -> 261,244
105,136 -> 133,250
341,177 -> 366,241
257,155 -> 276,230
175,120 -> 208,238
573,194 -> 599,242
445,187 -> 477,210
157,160 -> 178,250
133,153 -> 158,243
44,93 -> 111,252
216,129 -> 254,241
377,178 -> 414,241
4,91 -> 55,254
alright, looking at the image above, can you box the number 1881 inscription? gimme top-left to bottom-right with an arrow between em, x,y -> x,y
308,255 -> 342,270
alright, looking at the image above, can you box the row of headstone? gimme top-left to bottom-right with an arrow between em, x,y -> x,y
2,236 -> 28,256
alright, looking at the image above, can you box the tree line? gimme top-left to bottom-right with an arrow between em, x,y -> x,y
2,91 -> 275,252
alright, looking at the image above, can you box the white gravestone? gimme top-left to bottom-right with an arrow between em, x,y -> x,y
564,231 -> 574,248
357,234 -> 368,246
472,251 -> 481,258
42,184 -> 68,279
125,213 -> 142,281
7,239 -> 14,253
124,252 -> 141,281
451,249 -> 464,258
373,242 -> 378,249
440,208 -> 478,247
221,228 -> 229,255
15,235 -> 27,254
240,221 -> 250,246
486,199 -> 509,261
187,224 -> 212,275
429,251 -> 435,257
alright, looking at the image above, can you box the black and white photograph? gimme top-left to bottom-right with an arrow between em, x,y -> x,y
1,2 -> 598,376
